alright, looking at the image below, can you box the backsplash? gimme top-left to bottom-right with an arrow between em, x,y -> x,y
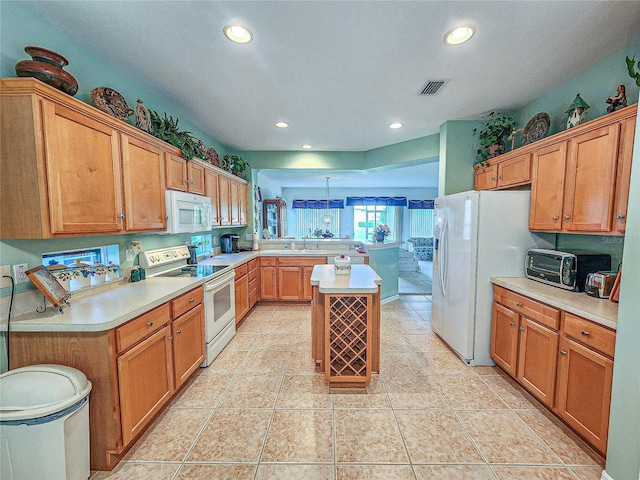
556,234 -> 625,270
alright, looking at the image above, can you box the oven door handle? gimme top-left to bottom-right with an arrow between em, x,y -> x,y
204,269 -> 235,290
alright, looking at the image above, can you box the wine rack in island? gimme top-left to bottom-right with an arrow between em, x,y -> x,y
325,295 -> 372,390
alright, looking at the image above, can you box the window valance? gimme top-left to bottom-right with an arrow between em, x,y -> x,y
408,199 -> 435,209
346,196 -> 407,207
292,199 -> 345,209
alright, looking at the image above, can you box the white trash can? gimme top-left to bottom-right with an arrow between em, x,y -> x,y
0,364 -> 92,480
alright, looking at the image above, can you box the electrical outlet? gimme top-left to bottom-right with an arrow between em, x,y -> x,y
0,265 -> 12,288
245,234 -> 252,241
13,263 -> 29,284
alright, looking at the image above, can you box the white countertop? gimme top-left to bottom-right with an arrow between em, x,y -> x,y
310,264 -> 382,294
491,277 -> 618,330
3,250 -> 371,333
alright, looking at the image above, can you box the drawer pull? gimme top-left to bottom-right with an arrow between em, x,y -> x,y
616,214 -> 625,219
147,321 -> 154,326
189,298 -> 195,303
176,329 -> 182,334
509,322 -> 516,326
515,302 -> 523,307
560,350 -> 567,356
168,336 -> 173,342
581,330 -> 590,336
563,215 -> 571,220
519,327 -> 525,332
552,215 -> 559,220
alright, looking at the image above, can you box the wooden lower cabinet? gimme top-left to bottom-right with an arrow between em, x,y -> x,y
117,326 -> 174,446
260,257 -> 327,301
491,285 -> 615,456
248,258 -> 259,309
235,264 -> 250,324
8,287 -> 205,471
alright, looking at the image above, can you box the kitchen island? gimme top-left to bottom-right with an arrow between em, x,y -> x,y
310,264 -> 382,392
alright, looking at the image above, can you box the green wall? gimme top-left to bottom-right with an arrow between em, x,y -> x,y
605,95 -> 640,480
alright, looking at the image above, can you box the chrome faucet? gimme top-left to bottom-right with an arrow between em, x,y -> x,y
303,237 -> 308,250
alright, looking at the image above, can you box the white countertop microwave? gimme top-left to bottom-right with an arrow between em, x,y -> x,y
164,190 -> 212,234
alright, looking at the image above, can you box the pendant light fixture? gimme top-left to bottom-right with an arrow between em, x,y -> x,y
323,177 -> 331,225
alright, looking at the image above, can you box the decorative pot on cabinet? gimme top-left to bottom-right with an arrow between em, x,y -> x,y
375,233 -> 385,243
15,46 -> 78,96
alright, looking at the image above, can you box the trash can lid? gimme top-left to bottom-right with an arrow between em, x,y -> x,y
0,364 -> 92,421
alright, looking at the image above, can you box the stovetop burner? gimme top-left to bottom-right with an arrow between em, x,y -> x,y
155,264 -> 230,278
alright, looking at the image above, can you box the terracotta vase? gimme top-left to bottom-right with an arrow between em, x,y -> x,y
15,46 -> 78,96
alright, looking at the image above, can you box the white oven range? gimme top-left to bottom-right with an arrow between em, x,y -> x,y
140,246 -> 236,367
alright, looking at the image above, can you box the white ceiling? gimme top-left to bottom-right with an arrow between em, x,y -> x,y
20,1 -> 640,188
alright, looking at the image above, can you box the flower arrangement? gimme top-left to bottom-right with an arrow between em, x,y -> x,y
313,227 -> 334,238
373,224 -> 390,237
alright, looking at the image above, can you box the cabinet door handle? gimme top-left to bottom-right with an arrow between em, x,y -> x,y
519,327 -> 525,332
563,215 -> 571,220
616,214 -> 625,219
176,329 -> 182,334
118,214 -> 125,219
509,322 -> 516,326
497,176 -> 502,180
552,215 -> 559,220
560,350 -> 567,356
515,302 -> 523,307
189,298 -> 195,303
147,321 -> 154,326
581,330 -> 589,336
168,336 -> 173,342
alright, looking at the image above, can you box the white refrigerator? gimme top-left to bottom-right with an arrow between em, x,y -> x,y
432,190 -> 554,366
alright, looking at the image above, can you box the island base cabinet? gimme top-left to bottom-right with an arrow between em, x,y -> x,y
117,326 -> 175,446
555,336 -> 613,455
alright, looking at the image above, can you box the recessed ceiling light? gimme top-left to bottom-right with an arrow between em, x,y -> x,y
223,24 -> 253,44
302,144 -> 313,149
445,24 -> 475,45
275,122 -> 289,128
389,122 -> 404,129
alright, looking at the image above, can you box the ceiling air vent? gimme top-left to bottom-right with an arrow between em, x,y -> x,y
419,79 -> 449,96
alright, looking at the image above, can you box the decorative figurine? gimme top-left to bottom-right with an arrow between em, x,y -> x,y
135,99 -> 151,132
606,84 -> 627,113
565,93 -> 590,129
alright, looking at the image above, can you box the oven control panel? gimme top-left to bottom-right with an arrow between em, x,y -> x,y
139,246 -> 191,268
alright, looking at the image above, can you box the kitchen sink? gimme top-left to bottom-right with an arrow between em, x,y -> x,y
274,249 -> 328,255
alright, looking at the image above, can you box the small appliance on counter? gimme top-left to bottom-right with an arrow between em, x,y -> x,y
220,233 -> 239,253
525,248 -> 611,291
187,245 -> 198,265
584,271 -> 618,299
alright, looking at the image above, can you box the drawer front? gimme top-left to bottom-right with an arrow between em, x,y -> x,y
494,286 -> 559,330
563,312 -> 616,358
116,303 -> 171,352
248,258 -> 258,271
234,263 -> 248,278
248,266 -> 257,282
277,257 -> 326,267
260,257 -> 278,267
248,277 -> 258,294
249,288 -> 258,308
171,287 -> 203,318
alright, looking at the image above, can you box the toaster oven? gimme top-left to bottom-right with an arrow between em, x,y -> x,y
525,249 -> 611,291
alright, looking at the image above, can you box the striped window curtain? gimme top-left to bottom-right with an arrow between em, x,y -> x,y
409,208 -> 435,237
296,209 -> 341,238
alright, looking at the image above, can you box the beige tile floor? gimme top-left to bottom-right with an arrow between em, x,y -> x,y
91,296 -> 603,480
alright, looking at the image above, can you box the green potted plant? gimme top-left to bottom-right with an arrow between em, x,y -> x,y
472,111 -> 516,165
625,54 -> 640,86
149,111 -> 204,161
223,154 -> 248,178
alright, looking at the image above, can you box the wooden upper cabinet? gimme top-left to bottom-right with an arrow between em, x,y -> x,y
42,100 -> 124,235
474,164 -> 497,191
218,175 -> 232,226
165,154 -> 205,194
238,182 -> 248,226
121,135 -> 167,231
204,167 -> 221,225
0,78 -> 174,238
165,153 -> 188,191
562,124 -> 619,232
186,161 -> 205,195
613,116 -> 636,234
529,141 -> 567,231
474,152 -> 531,191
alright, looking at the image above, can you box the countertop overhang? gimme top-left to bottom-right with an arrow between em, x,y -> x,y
491,277 -> 618,330
310,264 -> 382,294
